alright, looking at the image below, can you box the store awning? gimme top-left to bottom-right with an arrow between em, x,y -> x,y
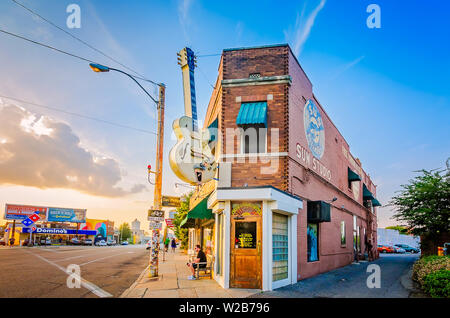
236,102 -> 267,126
207,117 -> 218,143
363,184 -> 375,200
180,195 -> 213,228
348,167 -> 361,182
371,198 -> 382,207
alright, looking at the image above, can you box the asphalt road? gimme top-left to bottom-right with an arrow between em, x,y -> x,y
0,245 -> 149,298
252,254 -> 421,298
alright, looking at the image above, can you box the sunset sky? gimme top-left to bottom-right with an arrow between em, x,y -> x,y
0,0 -> 448,229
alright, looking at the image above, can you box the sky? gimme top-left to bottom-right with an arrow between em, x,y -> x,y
0,0 -> 449,229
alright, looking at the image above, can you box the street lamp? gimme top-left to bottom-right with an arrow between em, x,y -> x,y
89,62 -> 165,278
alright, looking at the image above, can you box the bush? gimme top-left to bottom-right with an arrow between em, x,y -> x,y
412,255 -> 450,285
422,269 -> 450,298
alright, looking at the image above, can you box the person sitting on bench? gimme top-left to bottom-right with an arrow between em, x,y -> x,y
187,245 -> 207,280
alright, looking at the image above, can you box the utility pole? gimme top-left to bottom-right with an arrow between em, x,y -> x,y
149,84 -> 165,278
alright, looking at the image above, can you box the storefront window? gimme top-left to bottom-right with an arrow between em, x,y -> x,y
234,222 -> 256,249
307,223 -> 319,262
272,213 -> 288,281
340,221 -> 346,246
203,228 -> 213,256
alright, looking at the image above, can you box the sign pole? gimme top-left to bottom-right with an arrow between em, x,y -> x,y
149,84 -> 165,279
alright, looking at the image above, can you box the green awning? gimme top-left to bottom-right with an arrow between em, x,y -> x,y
236,102 -> 267,126
180,195 -> 213,228
371,198 -> 382,207
363,184 -> 375,200
348,167 -> 361,182
208,118 -> 218,143
180,216 -> 195,228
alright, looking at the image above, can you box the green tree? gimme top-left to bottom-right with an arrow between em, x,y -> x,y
119,223 -> 132,242
390,167 -> 450,238
173,192 -> 192,250
385,225 -> 409,235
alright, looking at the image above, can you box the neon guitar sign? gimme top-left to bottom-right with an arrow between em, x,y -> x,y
169,47 -> 217,185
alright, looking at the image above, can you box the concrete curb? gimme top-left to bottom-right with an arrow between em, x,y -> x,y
120,265 -> 150,298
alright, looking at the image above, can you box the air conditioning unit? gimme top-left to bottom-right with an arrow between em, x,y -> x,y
307,201 -> 331,223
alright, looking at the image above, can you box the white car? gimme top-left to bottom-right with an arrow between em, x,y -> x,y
95,240 -> 107,246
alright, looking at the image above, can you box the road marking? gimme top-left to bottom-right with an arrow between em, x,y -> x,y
79,252 -> 134,266
26,251 -> 112,298
54,249 -> 125,262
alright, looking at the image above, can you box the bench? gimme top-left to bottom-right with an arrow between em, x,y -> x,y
195,255 -> 214,279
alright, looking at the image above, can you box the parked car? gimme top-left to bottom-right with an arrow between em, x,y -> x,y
95,240 -> 107,246
40,238 -> 52,246
69,237 -> 81,245
83,239 -> 93,246
0,238 -> 6,246
377,244 -> 395,253
121,241 -> 129,245
394,244 -> 419,253
146,241 -> 151,250
107,240 -> 116,246
393,246 -> 406,253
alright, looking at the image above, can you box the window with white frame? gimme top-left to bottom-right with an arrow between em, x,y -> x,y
272,213 -> 289,281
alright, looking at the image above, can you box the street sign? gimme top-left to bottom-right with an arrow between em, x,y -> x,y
149,222 -> 162,230
148,209 -> 164,218
21,218 -> 34,227
29,213 -> 40,223
165,218 -> 174,229
162,196 -> 181,207
148,216 -> 165,222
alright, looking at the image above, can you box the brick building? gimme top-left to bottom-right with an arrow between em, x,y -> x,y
183,44 -> 379,291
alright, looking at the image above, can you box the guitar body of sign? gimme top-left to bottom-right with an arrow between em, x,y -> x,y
148,209 -> 165,218
149,222 -> 162,230
169,47 -> 218,185
162,196 -> 181,207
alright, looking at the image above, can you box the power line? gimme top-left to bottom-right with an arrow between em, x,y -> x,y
10,0 -> 158,86
0,28 -> 157,85
0,94 -> 157,135
0,28 -> 94,63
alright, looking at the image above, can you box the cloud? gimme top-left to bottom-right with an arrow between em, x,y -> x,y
328,55 -> 365,81
178,0 -> 193,41
291,0 -> 326,57
0,104 -> 146,197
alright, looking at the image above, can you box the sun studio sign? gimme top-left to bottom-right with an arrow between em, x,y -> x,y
297,99 -> 331,181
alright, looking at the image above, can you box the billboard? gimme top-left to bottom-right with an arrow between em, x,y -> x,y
47,208 -> 86,223
4,204 -> 48,220
79,219 -> 108,237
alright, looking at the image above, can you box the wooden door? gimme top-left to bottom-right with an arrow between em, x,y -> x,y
230,215 -> 262,288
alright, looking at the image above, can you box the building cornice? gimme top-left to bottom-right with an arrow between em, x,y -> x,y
222,75 -> 291,88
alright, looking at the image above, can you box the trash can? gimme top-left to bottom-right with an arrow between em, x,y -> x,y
437,246 -> 444,256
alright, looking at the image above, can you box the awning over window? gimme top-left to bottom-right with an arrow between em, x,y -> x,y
180,195 -> 213,228
236,102 -> 267,127
348,167 -> 361,182
363,184 -> 381,206
363,184 -> 375,200
371,198 -> 382,207
207,118 -> 218,143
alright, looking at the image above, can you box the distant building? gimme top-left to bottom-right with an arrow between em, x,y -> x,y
377,228 -> 420,248
131,218 -> 145,244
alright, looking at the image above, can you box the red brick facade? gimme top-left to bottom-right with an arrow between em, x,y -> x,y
204,44 -> 378,281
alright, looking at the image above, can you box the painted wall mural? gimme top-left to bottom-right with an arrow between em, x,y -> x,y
303,99 -> 325,159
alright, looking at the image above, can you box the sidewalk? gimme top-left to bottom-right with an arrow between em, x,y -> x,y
120,250 -> 260,298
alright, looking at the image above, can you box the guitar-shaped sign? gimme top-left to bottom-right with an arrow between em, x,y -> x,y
169,47 -> 218,185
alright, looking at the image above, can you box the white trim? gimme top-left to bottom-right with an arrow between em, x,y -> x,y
221,152 -> 288,159
262,200 -> 271,291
